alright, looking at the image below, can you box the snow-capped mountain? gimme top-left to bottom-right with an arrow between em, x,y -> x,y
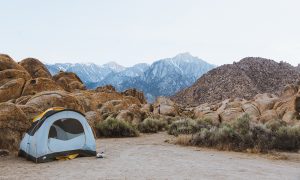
46,53 -> 215,102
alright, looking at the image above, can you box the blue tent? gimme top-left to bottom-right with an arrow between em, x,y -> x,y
19,107 -> 96,163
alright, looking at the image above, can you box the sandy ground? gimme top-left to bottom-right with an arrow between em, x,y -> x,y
0,132 -> 300,180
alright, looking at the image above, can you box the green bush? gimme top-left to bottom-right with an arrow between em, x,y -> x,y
188,114 -> 300,152
272,125 -> 300,150
195,118 -> 214,129
138,118 -> 167,133
168,118 -> 199,136
96,117 -> 139,137
265,119 -> 287,131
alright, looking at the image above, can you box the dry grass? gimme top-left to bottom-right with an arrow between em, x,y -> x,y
175,135 -> 192,146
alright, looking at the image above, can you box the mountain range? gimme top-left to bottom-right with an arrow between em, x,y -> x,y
46,53 -> 215,102
172,57 -> 300,106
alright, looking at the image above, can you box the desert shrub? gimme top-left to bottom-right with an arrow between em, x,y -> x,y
138,118 -> 167,133
232,114 -> 251,135
272,125 -> 300,150
250,124 -> 273,151
168,118 -> 199,136
96,117 -> 139,137
192,125 -> 243,150
265,119 -> 287,131
195,118 -> 214,129
189,113 -> 300,152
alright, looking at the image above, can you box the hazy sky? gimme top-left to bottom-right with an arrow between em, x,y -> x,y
0,0 -> 299,66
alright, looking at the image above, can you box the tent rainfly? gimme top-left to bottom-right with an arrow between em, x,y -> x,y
19,107 -> 96,163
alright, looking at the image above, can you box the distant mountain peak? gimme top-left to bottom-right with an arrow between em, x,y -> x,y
102,61 -> 126,72
174,52 -> 193,59
46,53 -> 215,102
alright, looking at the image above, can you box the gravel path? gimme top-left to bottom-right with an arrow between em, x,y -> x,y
0,132 -> 299,180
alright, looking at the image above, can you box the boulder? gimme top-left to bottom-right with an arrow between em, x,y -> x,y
116,104 -> 146,125
89,91 -> 140,111
122,88 -> 147,104
18,58 -> 52,79
253,93 -> 278,113
273,91 -> 300,120
140,104 -> 154,113
15,95 -> 32,105
216,99 -> 245,122
0,103 -> 30,151
0,78 -> 26,103
22,78 -> 63,96
194,103 -> 211,117
295,95 -> 300,113
25,91 -> 84,113
17,105 -> 42,121
53,71 -> 85,92
0,54 -> 26,71
85,111 -> 101,133
0,69 -> 31,86
219,108 -> 244,122
281,84 -> 299,98
282,111 -> 298,123
241,102 -> 260,120
259,110 -> 279,123
153,97 -> 178,117
195,110 -> 220,125
0,149 -> 9,156
71,91 -> 93,112
95,85 -> 116,93
116,110 -> 134,123
0,69 -> 31,103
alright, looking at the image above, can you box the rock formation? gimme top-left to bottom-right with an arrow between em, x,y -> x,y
0,55 -> 31,103
19,58 -> 52,79
53,71 -> 86,92
191,83 -> 300,125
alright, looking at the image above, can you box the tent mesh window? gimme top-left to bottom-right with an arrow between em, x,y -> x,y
48,118 -> 84,141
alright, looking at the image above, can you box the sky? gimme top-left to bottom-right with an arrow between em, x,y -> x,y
0,0 -> 299,66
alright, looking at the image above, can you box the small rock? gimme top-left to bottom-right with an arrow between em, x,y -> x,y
0,149 -> 9,157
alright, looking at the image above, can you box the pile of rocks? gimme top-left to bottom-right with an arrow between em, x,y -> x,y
192,84 -> 300,125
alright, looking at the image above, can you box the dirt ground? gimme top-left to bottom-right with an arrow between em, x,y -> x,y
1,132 -> 300,180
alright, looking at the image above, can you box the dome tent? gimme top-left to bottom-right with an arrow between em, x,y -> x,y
19,107 -> 96,163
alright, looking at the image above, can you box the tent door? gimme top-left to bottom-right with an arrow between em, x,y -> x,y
47,118 -> 86,153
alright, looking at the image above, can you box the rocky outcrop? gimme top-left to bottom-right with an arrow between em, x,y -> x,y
0,78 -> 26,103
173,57 -> 300,106
122,88 -> 147,104
0,103 -> 30,151
0,54 -> 150,152
153,97 -> 178,117
253,93 -> 278,113
22,78 -> 63,96
53,71 -> 85,92
25,91 -> 85,113
95,85 -> 116,93
0,54 -> 26,71
116,104 -> 146,125
191,82 -> 300,124
19,58 -> 52,79
241,102 -> 260,120
85,111 -> 101,133
0,55 -> 31,102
